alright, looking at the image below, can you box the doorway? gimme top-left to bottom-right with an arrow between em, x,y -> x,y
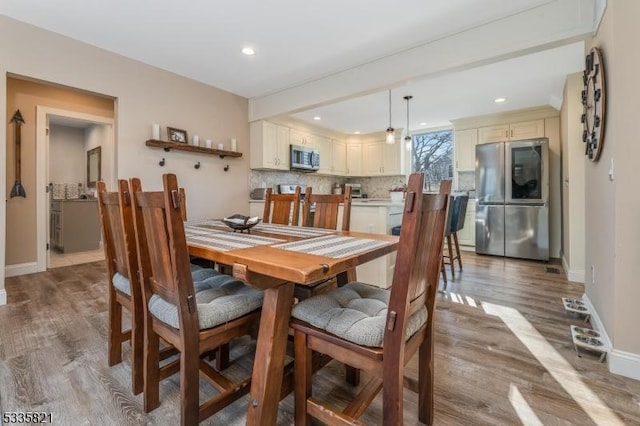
36,107 -> 114,271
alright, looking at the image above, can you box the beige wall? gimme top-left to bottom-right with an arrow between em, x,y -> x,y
49,125 -> 86,185
586,0 -> 640,360
6,77 -> 115,265
1,17 -> 250,292
560,73 -> 586,281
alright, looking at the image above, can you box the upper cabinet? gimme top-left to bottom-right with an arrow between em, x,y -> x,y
312,135 -> 333,174
454,129 -> 478,171
478,119 -> 545,144
331,140 -> 347,175
250,121 -> 290,170
346,143 -> 362,176
290,129 -> 312,147
362,140 -> 402,176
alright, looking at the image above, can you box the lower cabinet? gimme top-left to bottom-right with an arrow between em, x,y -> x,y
50,200 -> 101,253
456,199 -> 476,248
349,203 -> 402,289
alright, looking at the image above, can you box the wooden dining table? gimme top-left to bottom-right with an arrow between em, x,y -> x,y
184,219 -> 399,426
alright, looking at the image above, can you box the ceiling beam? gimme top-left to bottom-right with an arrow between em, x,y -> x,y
249,0 -> 595,122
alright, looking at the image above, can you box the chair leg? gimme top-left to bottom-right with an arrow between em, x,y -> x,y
131,310 -> 144,395
346,365 -> 360,386
294,329 -> 312,426
108,292 -> 123,366
453,232 -> 463,271
382,362 -> 404,425
440,258 -> 447,290
418,330 -> 435,425
180,345 -> 200,426
144,324 -> 160,412
215,343 -> 230,370
446,235 -> 455,278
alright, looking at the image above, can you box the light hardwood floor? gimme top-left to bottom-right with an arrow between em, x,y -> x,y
1,254 -> 639,425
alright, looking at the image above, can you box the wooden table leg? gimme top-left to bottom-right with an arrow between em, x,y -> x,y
246,281 -> 295,426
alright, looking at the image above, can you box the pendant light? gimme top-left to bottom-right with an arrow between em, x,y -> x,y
385,90 -> 395,144
404,95 -> 412,151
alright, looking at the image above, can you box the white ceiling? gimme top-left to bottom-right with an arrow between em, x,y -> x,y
0,0 -> 593,135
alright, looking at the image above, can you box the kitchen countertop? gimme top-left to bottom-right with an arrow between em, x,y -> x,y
248,198 -> 403,207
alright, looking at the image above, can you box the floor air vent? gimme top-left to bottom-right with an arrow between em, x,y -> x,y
546,267 -> 560,274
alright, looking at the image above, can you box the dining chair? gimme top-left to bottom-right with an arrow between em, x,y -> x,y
97,179 -> 145,395
301,185 -> 352,231
296,186 -> 354,300
130,173 -> 264,425
263,187 -> 301,225
290,172 -> 449,425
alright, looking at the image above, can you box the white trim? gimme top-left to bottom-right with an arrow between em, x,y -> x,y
562,256 -> 585,283
36,106 -> 114,273
609,350 -> 640,381
581,293 -> 612,350
0,289 -> 6,305
593,0 -> 607,34
5,261 -> 39,278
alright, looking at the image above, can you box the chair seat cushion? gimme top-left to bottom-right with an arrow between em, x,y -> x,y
148,272 -> 263,330
291,281 -> 427,347
112,263 -> 219,297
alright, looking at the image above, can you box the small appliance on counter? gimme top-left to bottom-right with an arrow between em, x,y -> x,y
343,183 -> 363,198
332,183 -> 343,195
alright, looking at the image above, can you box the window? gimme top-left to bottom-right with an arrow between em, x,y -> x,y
410,129 -> 453,192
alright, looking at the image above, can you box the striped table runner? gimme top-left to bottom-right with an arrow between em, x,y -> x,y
273,235 -> 391,258
252,223 -> 334,237
185,224 -> 284,252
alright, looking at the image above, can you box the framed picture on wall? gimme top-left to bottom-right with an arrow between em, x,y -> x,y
167,127 -> 188,144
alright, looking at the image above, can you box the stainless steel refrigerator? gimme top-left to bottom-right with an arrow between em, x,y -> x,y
475,139 -> 549,261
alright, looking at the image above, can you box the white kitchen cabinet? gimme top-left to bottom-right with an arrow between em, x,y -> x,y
250,121 -> 290,170
478,119 -> 545,144
346,143 -> 362,176
350,202 -> 402,288
454,129 -> 477,171
311,135 -> 332,174
456,199 -> 476,248
289,129 -> 310,146
362,140 -> 402,176
331,140 -> 347,175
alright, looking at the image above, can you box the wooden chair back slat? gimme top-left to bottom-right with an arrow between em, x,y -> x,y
301,186 -> 352,231
263,187 -> 301,225
131,176 -> 197,335
385,173 -> 449,348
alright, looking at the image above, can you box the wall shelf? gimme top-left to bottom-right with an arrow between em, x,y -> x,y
145,140 -> 242,158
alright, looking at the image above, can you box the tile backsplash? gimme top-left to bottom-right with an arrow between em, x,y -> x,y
249,170 -> 406,198
457,171 -> 475,191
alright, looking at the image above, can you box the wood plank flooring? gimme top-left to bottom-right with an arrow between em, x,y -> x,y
1,254 -> 639,425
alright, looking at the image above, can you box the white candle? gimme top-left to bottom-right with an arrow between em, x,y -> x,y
192,135 -> 200,146
205,139 -> 212,148
217,143 -> 224,150
152,123 -> 160,140
231,138 -> 237,151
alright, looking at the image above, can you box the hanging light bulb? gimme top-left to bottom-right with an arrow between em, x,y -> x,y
385,90 -> 395,144
404,95 -> 412,151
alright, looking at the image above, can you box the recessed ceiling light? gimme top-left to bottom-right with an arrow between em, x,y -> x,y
419,122 -> 427,126
354,131 -> 361,134
313,116 -> 321,120
241,47 -> 255,56
494,97 -> 507,103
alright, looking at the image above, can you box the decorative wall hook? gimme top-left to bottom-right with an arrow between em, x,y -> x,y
159,158 -> 165,167
194,161 -> 201,170
224,164 -> 230,172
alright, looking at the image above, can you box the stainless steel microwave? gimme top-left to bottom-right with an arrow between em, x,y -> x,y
290,144 -> 320,172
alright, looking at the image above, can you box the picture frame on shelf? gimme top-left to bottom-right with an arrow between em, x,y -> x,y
167,127 -> 188,144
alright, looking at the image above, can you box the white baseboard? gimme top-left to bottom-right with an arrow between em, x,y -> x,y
5,261 -> 40,278
581,293 -> 612,350
0,289 -> 6,305
459,245 -> 475,252
562,256 -> 585,283
609,350 -> 640,381
581,294 -> 640,380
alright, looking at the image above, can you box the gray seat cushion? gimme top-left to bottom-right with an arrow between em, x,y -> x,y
291,281 -> 427,347
112,263 -> 219,297
148,272 -> 263,330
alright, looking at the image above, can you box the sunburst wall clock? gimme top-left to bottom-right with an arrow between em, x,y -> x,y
581,47 -> 606,162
